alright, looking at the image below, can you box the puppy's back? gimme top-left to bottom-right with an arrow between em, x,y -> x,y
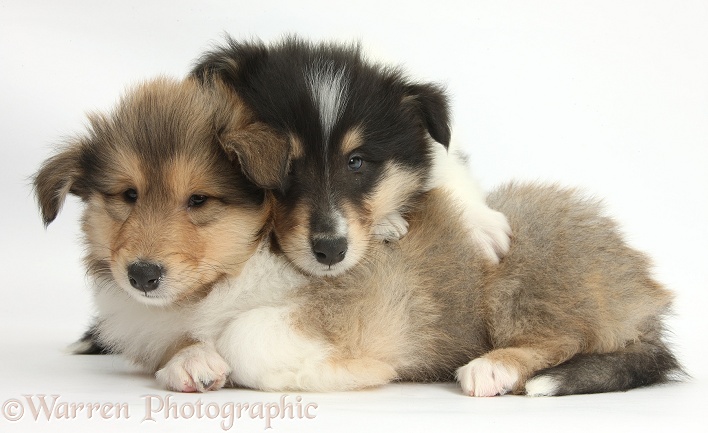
486,182 -> 672,342
400,182 -> 675,383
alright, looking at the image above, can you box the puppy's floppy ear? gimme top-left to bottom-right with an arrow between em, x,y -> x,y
208,77 -> 292,190
402,83 -> 451,148
33,142 -> 86,226
191,36 -> 268,86
219,122 -> 291,191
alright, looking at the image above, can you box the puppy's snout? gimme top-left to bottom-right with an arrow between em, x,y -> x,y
312,237 -> 348,266
127,261 -> 163,292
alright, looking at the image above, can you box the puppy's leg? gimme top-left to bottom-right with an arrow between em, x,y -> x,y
456,344 -> 577,397
293,357 -> 397,392
156,339 -> 231,393
425,142 -> 511,263
218,305 -> 397,391
370,212 -> 409,241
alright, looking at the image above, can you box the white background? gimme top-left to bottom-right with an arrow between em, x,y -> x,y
1,1 -> 706,432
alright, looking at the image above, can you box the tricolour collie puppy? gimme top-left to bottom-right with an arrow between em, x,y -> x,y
192,36 -> 511,276
36,76 -> 679,396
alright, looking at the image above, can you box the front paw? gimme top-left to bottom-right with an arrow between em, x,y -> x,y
371,211 -> 409,242
456,358 -> 519,397
465,207 -> 512,264
156,343 -> 231,393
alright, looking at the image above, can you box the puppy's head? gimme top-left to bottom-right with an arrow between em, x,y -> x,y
34,77 -> 285,306
195,37 -> 450,276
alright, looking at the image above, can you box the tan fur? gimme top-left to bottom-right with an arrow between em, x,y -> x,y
34,77 -> 278,371
339,126 -> 364,155
274,161 -> 423,259
289,188 -> 485,382
269,159 -> 424,271
272,200 -> 311,257
364,162 -> 425,226
340,200 -> 371,258
289,133 -> 304,159
35,75 -> 675,396
158,335 -> 200,370
74,82 -> 270,304
286,184 -> 674,390
210,80 -> 291,191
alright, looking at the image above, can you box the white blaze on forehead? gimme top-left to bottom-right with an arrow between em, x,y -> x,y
305,62 -> 349,144
332,209 -> 348,238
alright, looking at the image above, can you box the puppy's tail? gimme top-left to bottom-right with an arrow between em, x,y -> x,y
524,341 -> 682,396
66,321 -> 112,355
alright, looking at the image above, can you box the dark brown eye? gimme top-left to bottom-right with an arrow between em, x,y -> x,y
123,188 -> 138,203
188,194 -> 208,208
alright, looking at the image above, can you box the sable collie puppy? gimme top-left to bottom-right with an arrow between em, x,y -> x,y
192,37 -> 511,276
209,181 -> 680,397
35,76 -> 679,396
34,77 -> 289,386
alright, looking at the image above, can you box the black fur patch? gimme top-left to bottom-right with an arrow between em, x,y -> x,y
73,323 -> 112,355
192,36 -> 450,240
529,341 -> 682,395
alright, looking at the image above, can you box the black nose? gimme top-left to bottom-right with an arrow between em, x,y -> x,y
127,262 -> 163,292
312,237 -> 348,266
